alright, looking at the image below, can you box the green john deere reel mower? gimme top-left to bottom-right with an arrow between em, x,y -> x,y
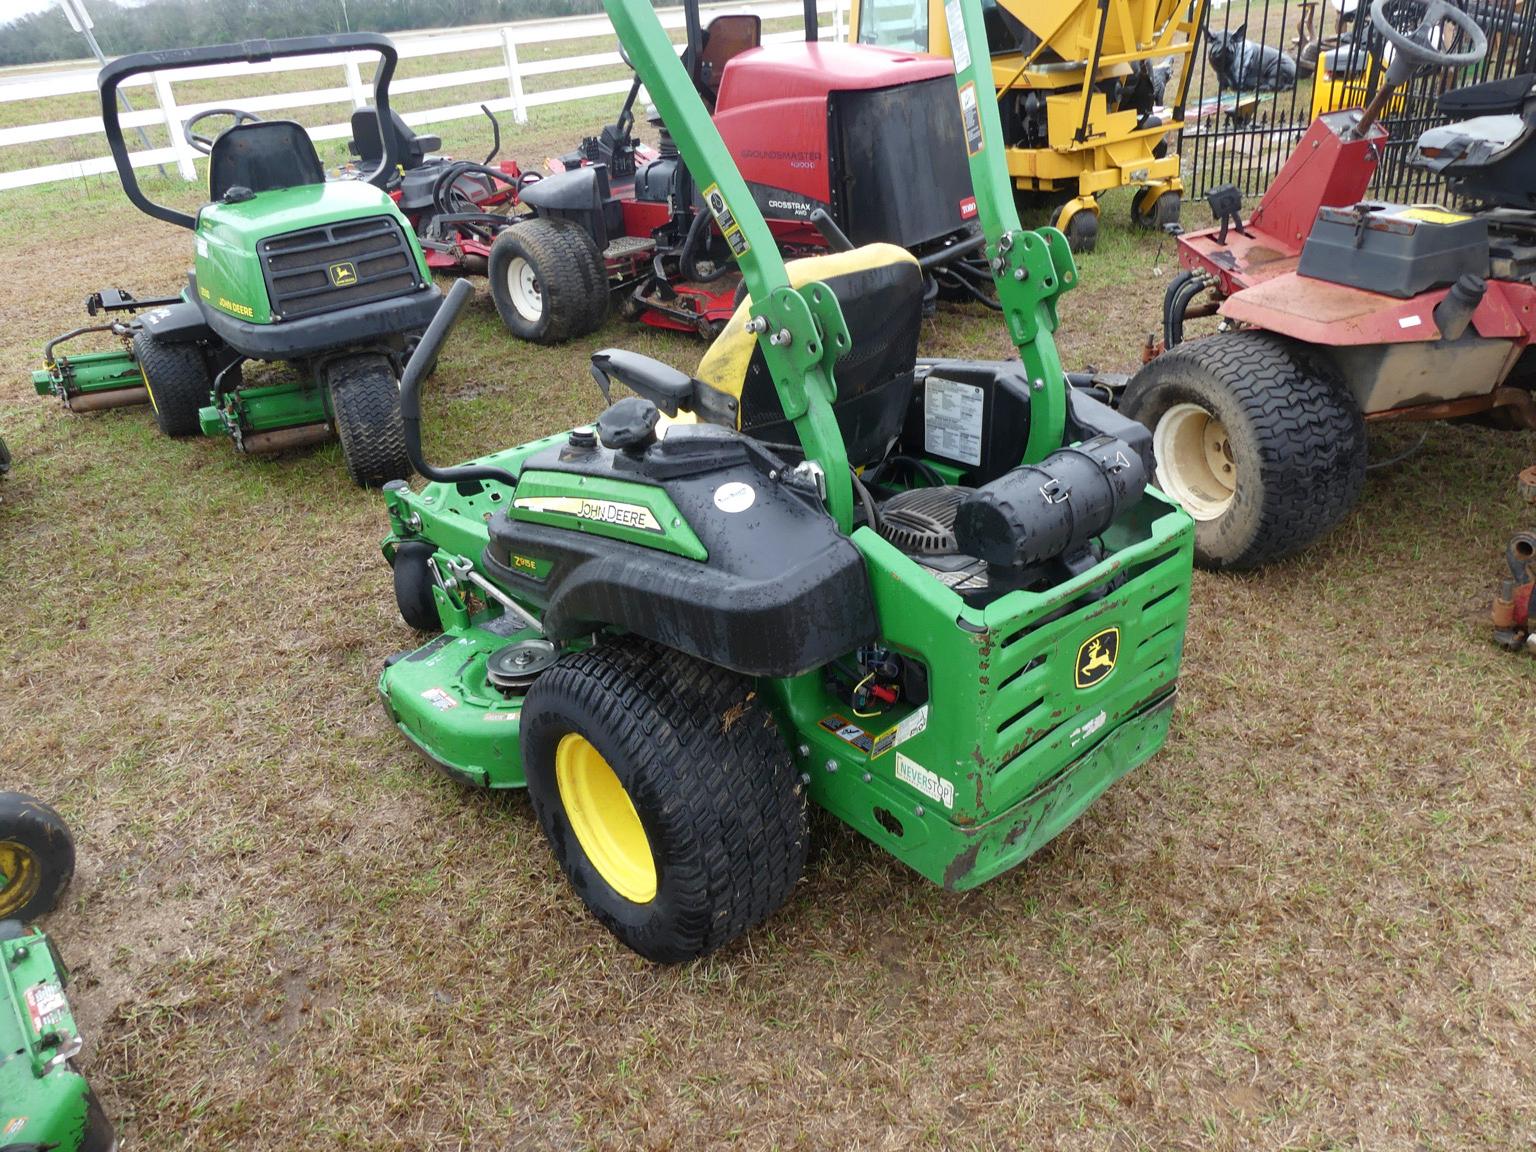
0,793 -> 115,1152
31,35 -> 441,487
374,0 -> 1194,962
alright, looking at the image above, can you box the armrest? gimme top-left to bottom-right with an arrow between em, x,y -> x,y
590,349 -> 697,415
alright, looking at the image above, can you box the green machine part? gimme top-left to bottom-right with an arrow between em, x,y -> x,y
379,0 -> 1194,893
0,926 -> 114,1151
31,329 -> 145,408
944,0 -> 1078,462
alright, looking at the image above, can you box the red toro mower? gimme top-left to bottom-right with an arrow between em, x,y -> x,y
349,104 -> 526,279
474,0 -> 990,343
1123,0 -> 1536,570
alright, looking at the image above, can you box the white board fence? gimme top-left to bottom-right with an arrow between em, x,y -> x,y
0,0 -> 848,193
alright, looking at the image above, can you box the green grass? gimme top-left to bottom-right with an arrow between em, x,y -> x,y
2,65 -> 1536,1152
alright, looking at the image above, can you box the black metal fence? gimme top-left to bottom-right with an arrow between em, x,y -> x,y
1177,0 -> 1536,202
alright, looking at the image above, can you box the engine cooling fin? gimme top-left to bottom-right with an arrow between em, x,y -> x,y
878,486 -> 974,555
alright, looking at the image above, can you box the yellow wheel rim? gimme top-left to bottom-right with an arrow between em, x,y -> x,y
555,733 -> 656,904
0,840 -> 40,919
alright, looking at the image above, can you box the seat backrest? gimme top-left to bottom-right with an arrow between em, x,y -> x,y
208,121 -> 326,201
694,243 -> 924,467
349,106 -> 442,171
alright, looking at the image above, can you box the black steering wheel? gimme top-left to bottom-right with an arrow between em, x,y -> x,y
184,108 -> 264,155
1369,0 -> 1487,68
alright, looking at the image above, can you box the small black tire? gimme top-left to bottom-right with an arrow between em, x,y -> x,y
325,353 -> 411,488
391,540 -> 440,632
488,216 -> 609,344
1133,188 -> 1182,230
0,793 -> 75,922
0,433 -> 10,475
1062,208 -> 1099,254
134,330 -> 210,437
1123,331 -> 1367,570
520,638 -> 806,963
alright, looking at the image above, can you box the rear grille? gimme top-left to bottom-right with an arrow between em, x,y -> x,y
258,216 -> 420,320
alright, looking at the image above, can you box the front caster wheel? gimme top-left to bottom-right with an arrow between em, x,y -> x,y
520,638 -> 806,963
1123,332 -> 1366,570
391,540 -> 440,632
0,792 -> 75,922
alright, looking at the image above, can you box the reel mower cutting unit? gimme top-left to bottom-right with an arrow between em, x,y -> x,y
373,0 -> 1193,962
1124,0 -> 1536,570
0,793 -> 115,1152
32,35 -> 442,487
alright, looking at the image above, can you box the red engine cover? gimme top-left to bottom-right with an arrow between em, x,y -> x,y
712,42 -> 953,206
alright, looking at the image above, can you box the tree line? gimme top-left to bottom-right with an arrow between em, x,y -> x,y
0,0 -> 613,66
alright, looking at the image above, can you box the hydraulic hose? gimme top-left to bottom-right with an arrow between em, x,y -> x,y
678,206 -> 732,284
399,279 -> 518,487
1163,271 -> 1208,349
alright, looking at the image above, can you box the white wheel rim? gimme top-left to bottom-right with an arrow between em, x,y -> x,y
508,256 -> 543,321
1154,402 -> 1237,521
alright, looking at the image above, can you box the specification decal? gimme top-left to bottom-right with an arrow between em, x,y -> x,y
895,753 -> 955,810
958,82 -> 984,156
944,0 -> 971,71
925,376 -> 985,466
702,182 -> 751,257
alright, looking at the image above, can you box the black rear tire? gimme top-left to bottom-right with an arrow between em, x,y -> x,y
1123,332 -> 1366,570
325,353 -> 411,488
134,330 -> 210,437
520,637 -> 806,963
488,216 -> 609,344
392,540 -> 440,632
0,792 -> 75,922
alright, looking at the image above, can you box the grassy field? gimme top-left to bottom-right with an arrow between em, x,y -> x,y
2,78 -> 1535,1152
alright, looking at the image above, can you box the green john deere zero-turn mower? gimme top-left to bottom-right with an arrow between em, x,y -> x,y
0,793 -> 115,1152
374,0 -> 1195,962
31,35 -> 441,487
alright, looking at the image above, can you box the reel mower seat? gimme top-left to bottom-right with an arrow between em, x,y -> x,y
207,120 -> 326,201
1411,75 -> 1536,207
349,106 -> 442,171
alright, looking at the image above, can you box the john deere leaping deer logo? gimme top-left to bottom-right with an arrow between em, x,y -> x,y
1074,627 -> 1119,689
328,261 -> 358,287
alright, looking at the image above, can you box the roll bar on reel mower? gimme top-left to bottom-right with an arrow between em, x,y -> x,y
98,33 -> 403,230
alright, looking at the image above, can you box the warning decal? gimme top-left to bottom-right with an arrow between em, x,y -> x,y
958,82 -> 984,156
702,182 -> 751,257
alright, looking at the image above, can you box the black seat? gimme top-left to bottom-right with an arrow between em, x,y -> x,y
589,244 -> 924,469
349,107 -> 441,172
696,243 -> 925,468
1439,73 -> 1536,118
208,121 -> 325,200
1414,75 -> 1536,208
